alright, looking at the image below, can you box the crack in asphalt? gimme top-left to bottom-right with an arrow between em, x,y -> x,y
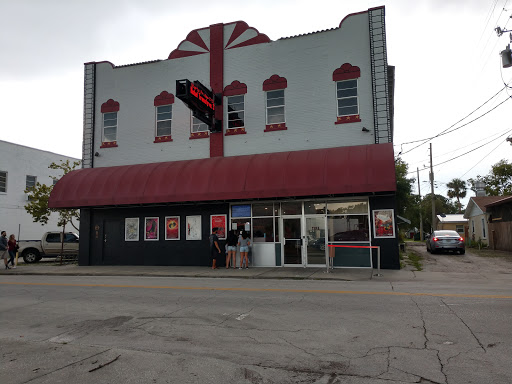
440,298 -> 486,353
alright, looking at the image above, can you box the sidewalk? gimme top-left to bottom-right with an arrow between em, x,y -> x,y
3,261 -> 512,284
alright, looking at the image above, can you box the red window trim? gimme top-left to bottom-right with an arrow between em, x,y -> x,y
335,115 -> 361,125
225,127 -> 247,136
154,91 -> 175,106
100,141 -> 118,148
189,131 -> 209,140
224,80 -> 247,96
332,63 -> 361,81
154,136 -> 173,143
101,99 -> 120,113
263,74 -> 287,91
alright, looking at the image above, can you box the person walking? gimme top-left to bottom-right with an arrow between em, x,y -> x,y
238,231 -> 251,269
209,227 -> 221,270
7,234 -> 17,268
0,231 -> 9,270
225,230 -> 238,269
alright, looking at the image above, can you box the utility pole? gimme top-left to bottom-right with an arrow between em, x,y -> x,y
430,143 -> 436,233
417,167 -> 423,241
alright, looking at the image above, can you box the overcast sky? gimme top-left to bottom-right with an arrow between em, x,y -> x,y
1,0 -> 511,205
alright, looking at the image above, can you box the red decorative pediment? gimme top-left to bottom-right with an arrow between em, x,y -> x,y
223,81 -> 247,96
101,99 -> 120,113
154,91 -> 175,106
263,75 -> 287,91
333,63 -> 361,81
168,21 -> 271,60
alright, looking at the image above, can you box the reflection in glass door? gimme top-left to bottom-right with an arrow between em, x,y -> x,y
283,218 -> 302,265
305,217 -> 326,265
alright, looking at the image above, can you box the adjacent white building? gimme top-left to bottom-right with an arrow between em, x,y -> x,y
0,140 -> 80,240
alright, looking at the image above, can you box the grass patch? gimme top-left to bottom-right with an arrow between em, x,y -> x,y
400,249 -> 423,271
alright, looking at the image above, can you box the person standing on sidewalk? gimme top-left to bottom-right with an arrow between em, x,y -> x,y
0,231 -> 9,270
225,230 -> 238,269
209,227 -> 221,270
238,231 -> 251,269
8,234 -> 17,268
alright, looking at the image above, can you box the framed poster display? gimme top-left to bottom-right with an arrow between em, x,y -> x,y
211,214 -> 227,240
145,217 -> 159,241
372,209 -> 395,239
125,218 -> 139,241
186,215 -> 202,240
165,216 -> 180,240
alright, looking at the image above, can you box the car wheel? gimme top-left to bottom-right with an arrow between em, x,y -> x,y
459,250 -> 465,255
320,244 -> 325,251
22,249 -> 41,264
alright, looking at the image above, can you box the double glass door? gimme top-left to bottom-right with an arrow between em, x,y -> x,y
283,216 -> 326,266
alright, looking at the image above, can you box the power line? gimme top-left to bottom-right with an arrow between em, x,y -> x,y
400,94 -> 510,155
460,139 -> 508,178
407,127 -> 512,175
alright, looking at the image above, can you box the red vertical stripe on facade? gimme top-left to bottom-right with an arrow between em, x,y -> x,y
209,23 -> 224,158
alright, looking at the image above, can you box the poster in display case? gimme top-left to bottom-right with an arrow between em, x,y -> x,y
165,216 -> 180,240
186,215 -> 202,240
145,217 -> 159,241
125,218 -> 139,241
372,209 -> 395,238
210,214 -> 227,240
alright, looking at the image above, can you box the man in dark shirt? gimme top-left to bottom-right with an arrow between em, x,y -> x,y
209,227 -> 221,269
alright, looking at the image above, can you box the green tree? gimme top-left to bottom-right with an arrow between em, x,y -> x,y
395,157 -> 416,219
469,159 -> 512,196
25,160 -> 81,231
446,178 -> 467,213
419,193 -> 458,232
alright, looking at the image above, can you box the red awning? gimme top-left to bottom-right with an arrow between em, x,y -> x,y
49,143 -> 396,208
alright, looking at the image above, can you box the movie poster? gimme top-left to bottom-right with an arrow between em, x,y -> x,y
373,209 -> 395,238
125,218 -> 139,241
211,214 -> 227,240
145,217 -> 159,241
186,216 -> 201,240
165,216 -> 180,240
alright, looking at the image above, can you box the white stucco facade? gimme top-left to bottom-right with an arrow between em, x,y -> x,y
0,140 -> 80,240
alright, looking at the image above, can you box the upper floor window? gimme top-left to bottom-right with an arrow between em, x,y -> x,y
224,80 -> 248,136
156,105 -> 172,137
26,175 -> 36,190
103,112 -> 117,142
266,90 -> 285,125
227,95 -> 245,129
154,91 -> 174,143
0,171 -> 6,193
333,63 -> 361,125
100,99 -> 119,148
192,116 -> 209,133
336,79 -> 358,117
263,75 -> 288,132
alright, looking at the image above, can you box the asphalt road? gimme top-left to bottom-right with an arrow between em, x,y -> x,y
1,273 -> 511,384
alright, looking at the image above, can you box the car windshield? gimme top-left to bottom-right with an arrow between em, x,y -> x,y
434,231 -> 460,237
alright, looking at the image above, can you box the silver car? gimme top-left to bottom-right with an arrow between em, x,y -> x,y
426,230 -> 465,255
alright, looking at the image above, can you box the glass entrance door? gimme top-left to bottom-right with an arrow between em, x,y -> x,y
305,217 -> 326,265
283,218 -> 302,265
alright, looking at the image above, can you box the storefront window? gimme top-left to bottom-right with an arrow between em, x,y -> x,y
231,218 -> 250,233
327,215 -> 369,242
252,218 -> 274,242
327,201 -> 368,214
304,201 -> 325,214
282,202 -> 302,215
275,217 -> 280,242
252,203 -> 273,217
232,204 -> 251,218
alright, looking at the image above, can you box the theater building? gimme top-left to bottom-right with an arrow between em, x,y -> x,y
49,6 -> 399,269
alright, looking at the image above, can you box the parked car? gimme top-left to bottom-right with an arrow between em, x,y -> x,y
330,230 -> 369,242
426,230 -> 465,255
310,237 -> 326,250
18,232 -> 79,263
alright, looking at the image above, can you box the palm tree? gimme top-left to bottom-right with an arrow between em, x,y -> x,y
446,178 -> 467,213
